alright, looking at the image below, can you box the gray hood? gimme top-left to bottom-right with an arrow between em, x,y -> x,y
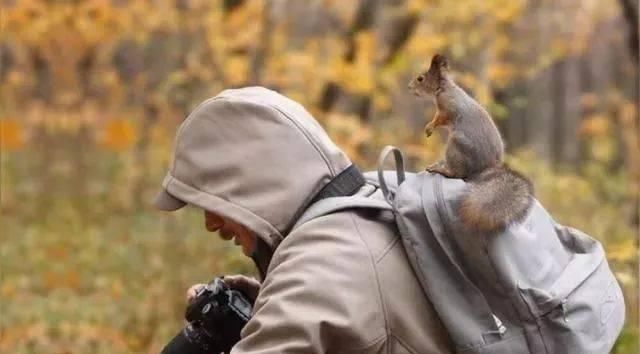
154,87 -> 352,249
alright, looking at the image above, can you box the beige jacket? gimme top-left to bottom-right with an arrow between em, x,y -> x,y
154,87 -> 454,353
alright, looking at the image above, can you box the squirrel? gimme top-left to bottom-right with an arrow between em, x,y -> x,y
408,54 -> 534,233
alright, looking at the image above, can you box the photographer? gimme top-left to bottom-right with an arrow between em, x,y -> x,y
154,87 -> 454,353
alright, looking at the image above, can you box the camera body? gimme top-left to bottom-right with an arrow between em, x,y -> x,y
161,278 -> 253,354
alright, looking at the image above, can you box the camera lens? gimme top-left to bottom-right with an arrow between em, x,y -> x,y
161,328 -> 208,354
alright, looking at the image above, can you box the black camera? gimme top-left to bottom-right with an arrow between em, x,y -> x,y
161,278 -> 253,354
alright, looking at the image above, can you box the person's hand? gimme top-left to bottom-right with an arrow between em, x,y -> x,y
223,274 -> 261,304
186,275 -> 261,305
186,283 -> 207,304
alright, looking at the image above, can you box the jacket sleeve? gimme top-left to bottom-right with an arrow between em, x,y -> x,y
231,214 -> 387,354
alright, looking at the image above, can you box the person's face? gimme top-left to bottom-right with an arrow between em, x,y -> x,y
203,210 -> 256,256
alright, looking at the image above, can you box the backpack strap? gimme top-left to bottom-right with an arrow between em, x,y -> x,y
294,146 -> 407,228
310,164 -> 366,203
377,145 -> 406,204
294,195 -> 392,229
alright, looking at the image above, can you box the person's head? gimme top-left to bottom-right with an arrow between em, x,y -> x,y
203,210 -> 256,256
153,87 -> 354,270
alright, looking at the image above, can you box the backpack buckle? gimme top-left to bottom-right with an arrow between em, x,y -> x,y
561,298 -> 569,323
487,314 -> 507,337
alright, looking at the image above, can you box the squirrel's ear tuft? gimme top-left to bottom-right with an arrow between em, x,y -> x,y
431,54 -> 449,70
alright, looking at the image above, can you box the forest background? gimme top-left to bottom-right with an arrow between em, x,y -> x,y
0,0 -> 638,353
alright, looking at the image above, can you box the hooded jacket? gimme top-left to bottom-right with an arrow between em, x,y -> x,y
154,87 -> 454,354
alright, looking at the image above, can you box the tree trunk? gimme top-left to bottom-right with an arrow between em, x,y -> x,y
248,0 -> 274,85
319,0 -> 380,118
618,0 -> 639,62
551,56 -> 581,166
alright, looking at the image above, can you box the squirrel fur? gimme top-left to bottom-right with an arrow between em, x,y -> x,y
408,54 -> 534,233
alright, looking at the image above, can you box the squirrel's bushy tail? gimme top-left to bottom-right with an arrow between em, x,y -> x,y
457,166 -> 534,233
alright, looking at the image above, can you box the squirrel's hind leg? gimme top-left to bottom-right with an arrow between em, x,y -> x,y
426,160 -> 444,171
426,133 -> 471,178
426,163 -> 457,178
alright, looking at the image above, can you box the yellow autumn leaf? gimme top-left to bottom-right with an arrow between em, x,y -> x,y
333,60 -> 374,95
0,119 -> 25,151
324,113 -> 371,161
407,32 -> 447,59
614,271 -> 634,286
373,92 -> 392,111
488,62 -> 515,87
226,55 -> 249,86
42,270 -> 60,290
407,0 -> 428,15
493,0 -> 524,23
100,119 -> 137,151
355,31 -> 376,63
0,282 -> 16,298
579,114 -> 610,137
111,279 -> 124,299
607,239 -> 638,263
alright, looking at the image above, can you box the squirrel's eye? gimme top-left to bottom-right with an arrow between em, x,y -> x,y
417,76 -> 424,82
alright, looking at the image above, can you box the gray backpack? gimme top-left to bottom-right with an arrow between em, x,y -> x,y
295,146 -> 625,354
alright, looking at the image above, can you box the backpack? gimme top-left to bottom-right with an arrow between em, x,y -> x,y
294,146 -> 626,354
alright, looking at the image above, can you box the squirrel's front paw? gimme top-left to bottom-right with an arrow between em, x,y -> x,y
424,125 -> 434,137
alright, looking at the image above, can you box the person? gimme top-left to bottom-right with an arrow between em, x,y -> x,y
153,86 -> 454,353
